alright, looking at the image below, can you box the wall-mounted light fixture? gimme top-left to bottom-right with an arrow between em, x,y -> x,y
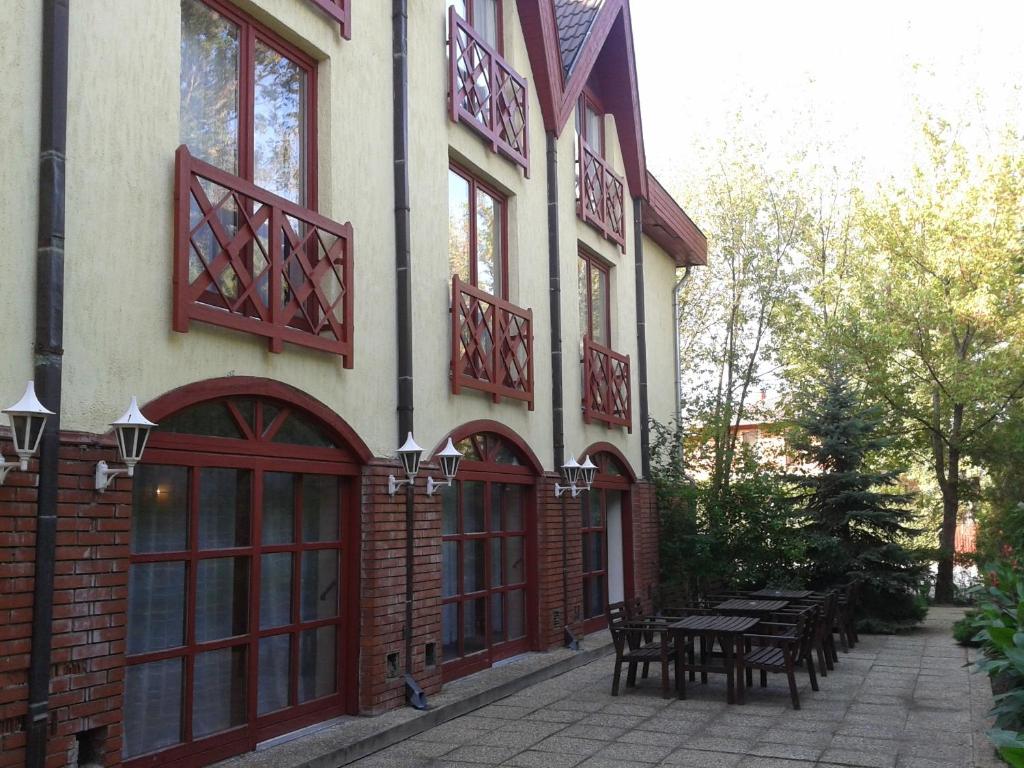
388,433 -> 464,496
95,397 -> 156,492
426,438 -> 463,496
0,381 -> 55,485
554,454 -> 598,498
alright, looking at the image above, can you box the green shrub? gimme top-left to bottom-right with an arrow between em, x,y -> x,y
953,611 -> 983,646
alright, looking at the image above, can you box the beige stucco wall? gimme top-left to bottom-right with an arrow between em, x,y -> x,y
0,2 -> 42,415
52,0 -> 398,457
2,0 -> 685,476
642,235 -> 680,430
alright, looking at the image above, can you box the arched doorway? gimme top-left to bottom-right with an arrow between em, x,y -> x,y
435,421 -> 542,681
122,379 -> 368,767
580,445 -> 636,633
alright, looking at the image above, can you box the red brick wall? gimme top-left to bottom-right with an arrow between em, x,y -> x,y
630,480 -> 660,614
0,433 -> 128,768
357,461 -> 442,714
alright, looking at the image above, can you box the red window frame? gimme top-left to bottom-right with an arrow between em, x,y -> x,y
440,432 -> 537,682
184,0 -> 319,209
580,453 -> 633,634
123,398 -> 361,768
452,0 -> 504,54
449,163 -> 510,300
578,249 -> 611,345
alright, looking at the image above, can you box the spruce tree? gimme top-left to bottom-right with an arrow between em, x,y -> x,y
789,367 -> 927,631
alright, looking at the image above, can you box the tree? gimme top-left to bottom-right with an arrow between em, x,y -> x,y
847,121 -> 1024,601
789,367 -> 927,630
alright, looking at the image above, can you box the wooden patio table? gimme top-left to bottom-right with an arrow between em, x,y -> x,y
714,598 -> 789,615
749,589 -> 814,600
669,615 -> 760,704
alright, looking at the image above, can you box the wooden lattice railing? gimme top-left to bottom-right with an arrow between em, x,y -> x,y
579,138 -> 626,250
582,337 -> 631,430
451,276 -> 534,409
449,6 -> 529,174
305,0 -> 350,38
173,145 -> 354,366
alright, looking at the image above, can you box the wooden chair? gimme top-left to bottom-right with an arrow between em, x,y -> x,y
606,602 -> 674,697
742,611 -> 818,709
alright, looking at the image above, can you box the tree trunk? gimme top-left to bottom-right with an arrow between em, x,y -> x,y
934,479 -> 958,603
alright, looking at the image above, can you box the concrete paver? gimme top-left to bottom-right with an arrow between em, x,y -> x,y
346,607 -> 997,767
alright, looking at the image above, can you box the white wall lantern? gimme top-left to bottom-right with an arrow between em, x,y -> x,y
426,438 -> 464,496
95,397 -> 157,492
0,381 -> 55,485
388,432 -> 424,496
554,453 -> 598,498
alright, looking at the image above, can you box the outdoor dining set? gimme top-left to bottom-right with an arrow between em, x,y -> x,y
605,583 -> 861,710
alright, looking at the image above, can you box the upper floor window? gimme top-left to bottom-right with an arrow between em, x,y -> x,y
578,251 -> 610,346
576,93 -> 605,156
180,0 -> 316,206
451,0 -> 501,51
449,165 -> 507,298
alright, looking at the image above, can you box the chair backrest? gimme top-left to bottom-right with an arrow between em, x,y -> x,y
796,605 -> 819,663
626,595 -> 646,620
606,601 -> 630,654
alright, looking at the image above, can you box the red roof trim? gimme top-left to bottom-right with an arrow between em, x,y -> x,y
642,172 -> 707,266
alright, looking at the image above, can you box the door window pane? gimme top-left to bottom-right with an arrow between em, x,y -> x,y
442,541 -> 459,598
490,593 -> 504,643
127,562 -> 186,654
464,597 -> 486,654
462,481 -> 485,533
192,646 -> 247,738
505,536 -> 524,585
472,0 -> 499,49
258,634 -> 291,715
180,0 -> 240,174
303,475 -> 339,542
475,188 -> 502,296
260,553 -> 292,629
508,589 -> 525,640
590,265 -> 608,345
585,103 -> 603,155
463,539 -> 485,593
132,465 -> 188,553
196,557 -> 249,642
442,483 -> 458,535
199,468 -> 251,549
584,532 -> 603,573
124,658 -> 183,758
490,538 -> 502,588
500,484 -> 523,530
253,41 -> 306,205
299,625 -> 337,702
578,257 -> 590,340
442,603 -> 459,661
301,550 -> 339,621
262,472 -> 295,545
585,575 -> 605,619
448,171 -> 471,284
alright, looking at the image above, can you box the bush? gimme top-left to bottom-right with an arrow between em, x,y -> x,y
952,611 -> 983,646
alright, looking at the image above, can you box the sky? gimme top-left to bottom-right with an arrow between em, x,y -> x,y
631,0 -> 1024,194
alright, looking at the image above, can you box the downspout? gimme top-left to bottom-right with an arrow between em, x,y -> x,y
632,198 -> 650,479
392,0 -> 424,709
546,133 -> 576,647
26,1 -> 69,766
673,265 -> 693,444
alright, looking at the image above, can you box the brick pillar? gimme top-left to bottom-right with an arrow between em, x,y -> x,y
0,433 -> 128,768
358,460 -> 442,714
535,473 -> 584,650
630,480 -> 660,613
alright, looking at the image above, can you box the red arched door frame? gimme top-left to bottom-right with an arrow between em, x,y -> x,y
123,378 -> 367,768
580,443 -> 636,633
433,421 -> 542,682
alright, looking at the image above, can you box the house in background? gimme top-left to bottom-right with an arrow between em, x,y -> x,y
0,1 -> 705,766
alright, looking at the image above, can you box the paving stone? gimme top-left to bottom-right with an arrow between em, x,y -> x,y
819,748 -> 897,767
441,745 -> 518,764
588,741 -> 673,762
747,741 -> 822,761
660,749 -> 743,766
501,750 -> 585,768
530,735 -> 605,757
558,724 -> 626,741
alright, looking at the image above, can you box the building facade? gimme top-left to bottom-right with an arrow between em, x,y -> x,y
0,1 -> 706,766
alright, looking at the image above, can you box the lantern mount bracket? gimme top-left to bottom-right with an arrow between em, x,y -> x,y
94,460 -> 135,493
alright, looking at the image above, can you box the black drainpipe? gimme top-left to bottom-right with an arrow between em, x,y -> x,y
392,0 -> 425,709
632,198 -> 650,479
546,133 -> 577,644
546,133 -> 564,469
26,1 -> 69,765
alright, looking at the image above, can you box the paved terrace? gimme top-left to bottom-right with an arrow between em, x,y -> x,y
346,608 -> 998,768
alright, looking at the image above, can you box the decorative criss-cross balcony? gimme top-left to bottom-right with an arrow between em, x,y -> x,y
305,0 -> 350,38
582,337 -> 631,430
578,137 -> 626,250
451,276 -> 534,409
173,145 -> 354,367
448,6 -> 529,174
